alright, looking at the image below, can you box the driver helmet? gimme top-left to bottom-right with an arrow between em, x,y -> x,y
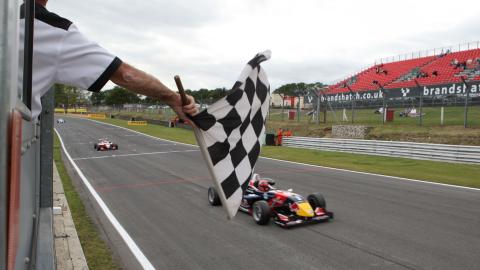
258,179 -> 270,192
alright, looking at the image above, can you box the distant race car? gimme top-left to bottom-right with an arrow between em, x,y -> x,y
57,118 -> 65,123
208,174 -> 333,228
94,138 -> 118,151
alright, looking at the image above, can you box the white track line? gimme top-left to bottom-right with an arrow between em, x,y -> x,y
73,149 -> 199,161
54,129 -> 156,270
72,116 -> 480,192
85,118 -> 196,147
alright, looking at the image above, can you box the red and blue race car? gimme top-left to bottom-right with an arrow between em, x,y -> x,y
208,174 -> 333,228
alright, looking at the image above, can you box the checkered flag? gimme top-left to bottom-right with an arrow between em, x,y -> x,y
191,50 -> 271,219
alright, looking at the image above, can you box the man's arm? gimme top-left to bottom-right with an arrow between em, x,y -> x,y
110,62 -> 198,118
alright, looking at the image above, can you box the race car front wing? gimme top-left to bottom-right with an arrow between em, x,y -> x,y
274,211 -> 334,228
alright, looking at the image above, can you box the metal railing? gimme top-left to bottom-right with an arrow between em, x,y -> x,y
374,41 -> 480,65
282,137 -> 480,164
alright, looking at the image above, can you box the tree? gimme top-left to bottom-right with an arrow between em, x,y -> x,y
104,86 -> 140,105
54,84 -> 79,109
274,83 -> 301,96
209,87 -> 228,101
184,87 -> 228,104
274,82 -> 325,96
90,91 -> 106,106
143,95 -> 165,105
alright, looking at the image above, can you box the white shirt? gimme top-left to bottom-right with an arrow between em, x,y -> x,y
20,4 -> 122,119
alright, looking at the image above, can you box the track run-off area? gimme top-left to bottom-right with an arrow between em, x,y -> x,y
55,116 -> 480,270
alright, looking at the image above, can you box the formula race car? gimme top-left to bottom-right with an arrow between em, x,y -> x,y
56,118 -> 65,124
208,174 -> 333,228
94,138 -> 118,151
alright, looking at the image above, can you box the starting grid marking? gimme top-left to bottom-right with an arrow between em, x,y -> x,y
73,149 -> 199,161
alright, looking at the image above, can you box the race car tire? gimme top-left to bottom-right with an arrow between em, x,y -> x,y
307,193 -> 326,209
252,200 -> 271,225
112,144 -> 118,150
208,187 -> 221,206
94,143 -> 98,150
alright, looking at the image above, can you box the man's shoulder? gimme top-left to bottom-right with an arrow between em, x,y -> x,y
21,3 -> 72,31
36,4 -> 73,31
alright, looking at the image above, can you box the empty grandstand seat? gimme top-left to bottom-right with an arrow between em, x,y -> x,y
328,48 -> 480,94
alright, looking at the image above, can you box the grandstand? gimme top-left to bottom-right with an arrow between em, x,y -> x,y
326,45 -> 480,96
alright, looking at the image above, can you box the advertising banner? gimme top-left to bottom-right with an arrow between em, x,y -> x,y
317,81 -> 480,103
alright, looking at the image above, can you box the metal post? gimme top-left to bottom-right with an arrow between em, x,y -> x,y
319,92 -> 327,123
346,85 -> 355,123
382,91 -> 386,124
419,94 -> 423,126
323,100 -> 327,123
351,93 -> 355,123
40,89 -> 54,207
296,98 -> 300,122
22,0 -> 35,109
315,93 -> 320,125
281,95 -> 285,121
461,77 -> 469,128
33,89 -> 55,270
440,106 -> 444,125
373,81 -> 386,124
414,80 -> 423,126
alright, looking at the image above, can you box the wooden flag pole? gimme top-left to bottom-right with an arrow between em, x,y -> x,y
174,75 -> 189,106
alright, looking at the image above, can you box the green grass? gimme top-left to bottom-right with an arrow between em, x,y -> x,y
261,146 -> 480,188
93,117 -> 480,189
268,105 -> 480,127
266,105 -> 480,145
98,118 -> 197,145
97,106 -> 480,145
54,135 -> 120,270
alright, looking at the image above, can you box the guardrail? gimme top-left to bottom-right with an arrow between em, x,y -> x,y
282,137 -> 480,164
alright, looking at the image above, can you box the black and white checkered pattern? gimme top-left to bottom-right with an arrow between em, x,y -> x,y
191,50 -> 271,219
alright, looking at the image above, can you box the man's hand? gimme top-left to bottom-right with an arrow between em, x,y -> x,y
167,93 -> 199,123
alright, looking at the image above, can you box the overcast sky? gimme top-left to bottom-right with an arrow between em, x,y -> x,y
48,0 -> 479,91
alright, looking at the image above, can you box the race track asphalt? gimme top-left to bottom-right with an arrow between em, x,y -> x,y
55,116 -> 480,270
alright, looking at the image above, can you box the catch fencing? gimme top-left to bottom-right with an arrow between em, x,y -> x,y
282,137 -> 480,164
